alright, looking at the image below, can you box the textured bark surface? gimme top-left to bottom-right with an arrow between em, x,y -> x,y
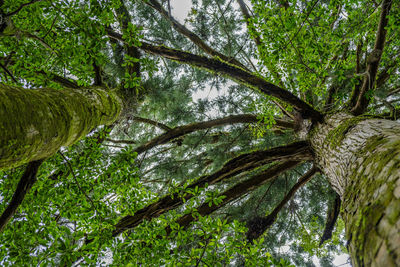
310,113 -> 400,266
0,85 -> 122,170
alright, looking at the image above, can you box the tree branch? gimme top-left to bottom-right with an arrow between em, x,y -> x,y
116,0 -> 141,78
351,0 -> 392,115
133,114 -> 293,155
319,192 -> 341,246
132,116 -> 171,131
112,141 -> 312,236
236,0 -> 262,46
0,61 -> 18,83
246,165 -> 317,242
0,160 -> 43,232
167,160 -> 301,235
105,138 -> 136,144
107,29 -> 322,121
376,56 -> 399,89
323,84 -> 338,112
92,61 -> 103,86
145,0 -> 248,70
5,0 -> 43,17
36,70 -> 80,88
0,54 -> 80,88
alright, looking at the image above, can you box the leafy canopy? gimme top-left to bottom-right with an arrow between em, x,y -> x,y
0,0 -> 399,266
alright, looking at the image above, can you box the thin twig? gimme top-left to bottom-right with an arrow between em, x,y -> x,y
58,152 -> 99,215
0,61 -> 18,83
5,0 -> 43,17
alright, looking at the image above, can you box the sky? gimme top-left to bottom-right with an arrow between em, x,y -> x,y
168,1 -> 351,266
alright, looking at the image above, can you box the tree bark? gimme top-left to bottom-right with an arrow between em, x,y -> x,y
0,85 -> 122,170
310,113 -> 400,266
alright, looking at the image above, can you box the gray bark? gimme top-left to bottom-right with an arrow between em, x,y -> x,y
310,113 -> 400,266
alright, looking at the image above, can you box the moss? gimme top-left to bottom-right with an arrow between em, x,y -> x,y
0,85 -> 122,170
342,133 -> 400,265
325,114 -> 378,149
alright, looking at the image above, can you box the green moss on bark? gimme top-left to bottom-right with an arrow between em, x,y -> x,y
325,114 -> 377,149
342,136 -> 400,266
0,85 -> 122,170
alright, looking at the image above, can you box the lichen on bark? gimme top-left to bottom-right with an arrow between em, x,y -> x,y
309,112 -> 400,266
0,85 -> 122,170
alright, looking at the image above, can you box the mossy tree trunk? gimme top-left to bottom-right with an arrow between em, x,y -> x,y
310,113 -> 400,266
0,85 -> 122,170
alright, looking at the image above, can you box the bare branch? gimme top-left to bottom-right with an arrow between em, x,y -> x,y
167,160 -> 301,234
107,29 -> 322,121
351,0 -> 392,115
112,141 -> 312,236
36,70 -> 80,88
319,193 -> 341,246
133,114 -> 293,155
246,165 -> 317,242
237,0 -> 261,47
0,160 -> 43,232
388,87 -> 400,97
105,138 -> 136,144
145,0 -> 248,70
132,116 -> 171,131
116,0 -> 141,79
92,62 -> 103,86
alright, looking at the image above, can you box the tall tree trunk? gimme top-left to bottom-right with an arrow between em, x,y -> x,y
0,85 -> 122,170
310,113 -> 400,266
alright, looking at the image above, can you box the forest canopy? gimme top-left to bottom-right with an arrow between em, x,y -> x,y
0,0 -> 399,266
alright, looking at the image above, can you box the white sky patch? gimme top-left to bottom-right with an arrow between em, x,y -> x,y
333,254 -> 351,266
170,0 -> 193,23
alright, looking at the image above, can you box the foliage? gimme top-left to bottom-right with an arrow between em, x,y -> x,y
1,0 -> 399,266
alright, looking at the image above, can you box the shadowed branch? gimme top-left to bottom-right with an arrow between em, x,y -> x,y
0,160 -> 44,232
246,165 -> 317,242
351,0 -> 392,115
319,192 -> 341,246
133,114 -> 294,155
167,160 -> 302,235
107,28 -> 322,121
112,141 -> 312,236
145,0 -> 248,70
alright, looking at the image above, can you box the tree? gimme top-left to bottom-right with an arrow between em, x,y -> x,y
0,0 -> 399,265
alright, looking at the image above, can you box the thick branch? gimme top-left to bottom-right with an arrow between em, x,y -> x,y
0,160 -> 43,232
116,1 -> 141,79
92,62 -> 103,86
146,0 -> 247,70
133,114 -> 292,154
112,141 -> 312,236
319,193 -> 341,246
37,70 -> 80,88
246,165 -> 317,242
168,160 -> 301,234
132,116 -> 171,131
351,0 -> 392,115
107,29 -> 322,121
0,55 -> 80,88
323,84 -> 338,112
